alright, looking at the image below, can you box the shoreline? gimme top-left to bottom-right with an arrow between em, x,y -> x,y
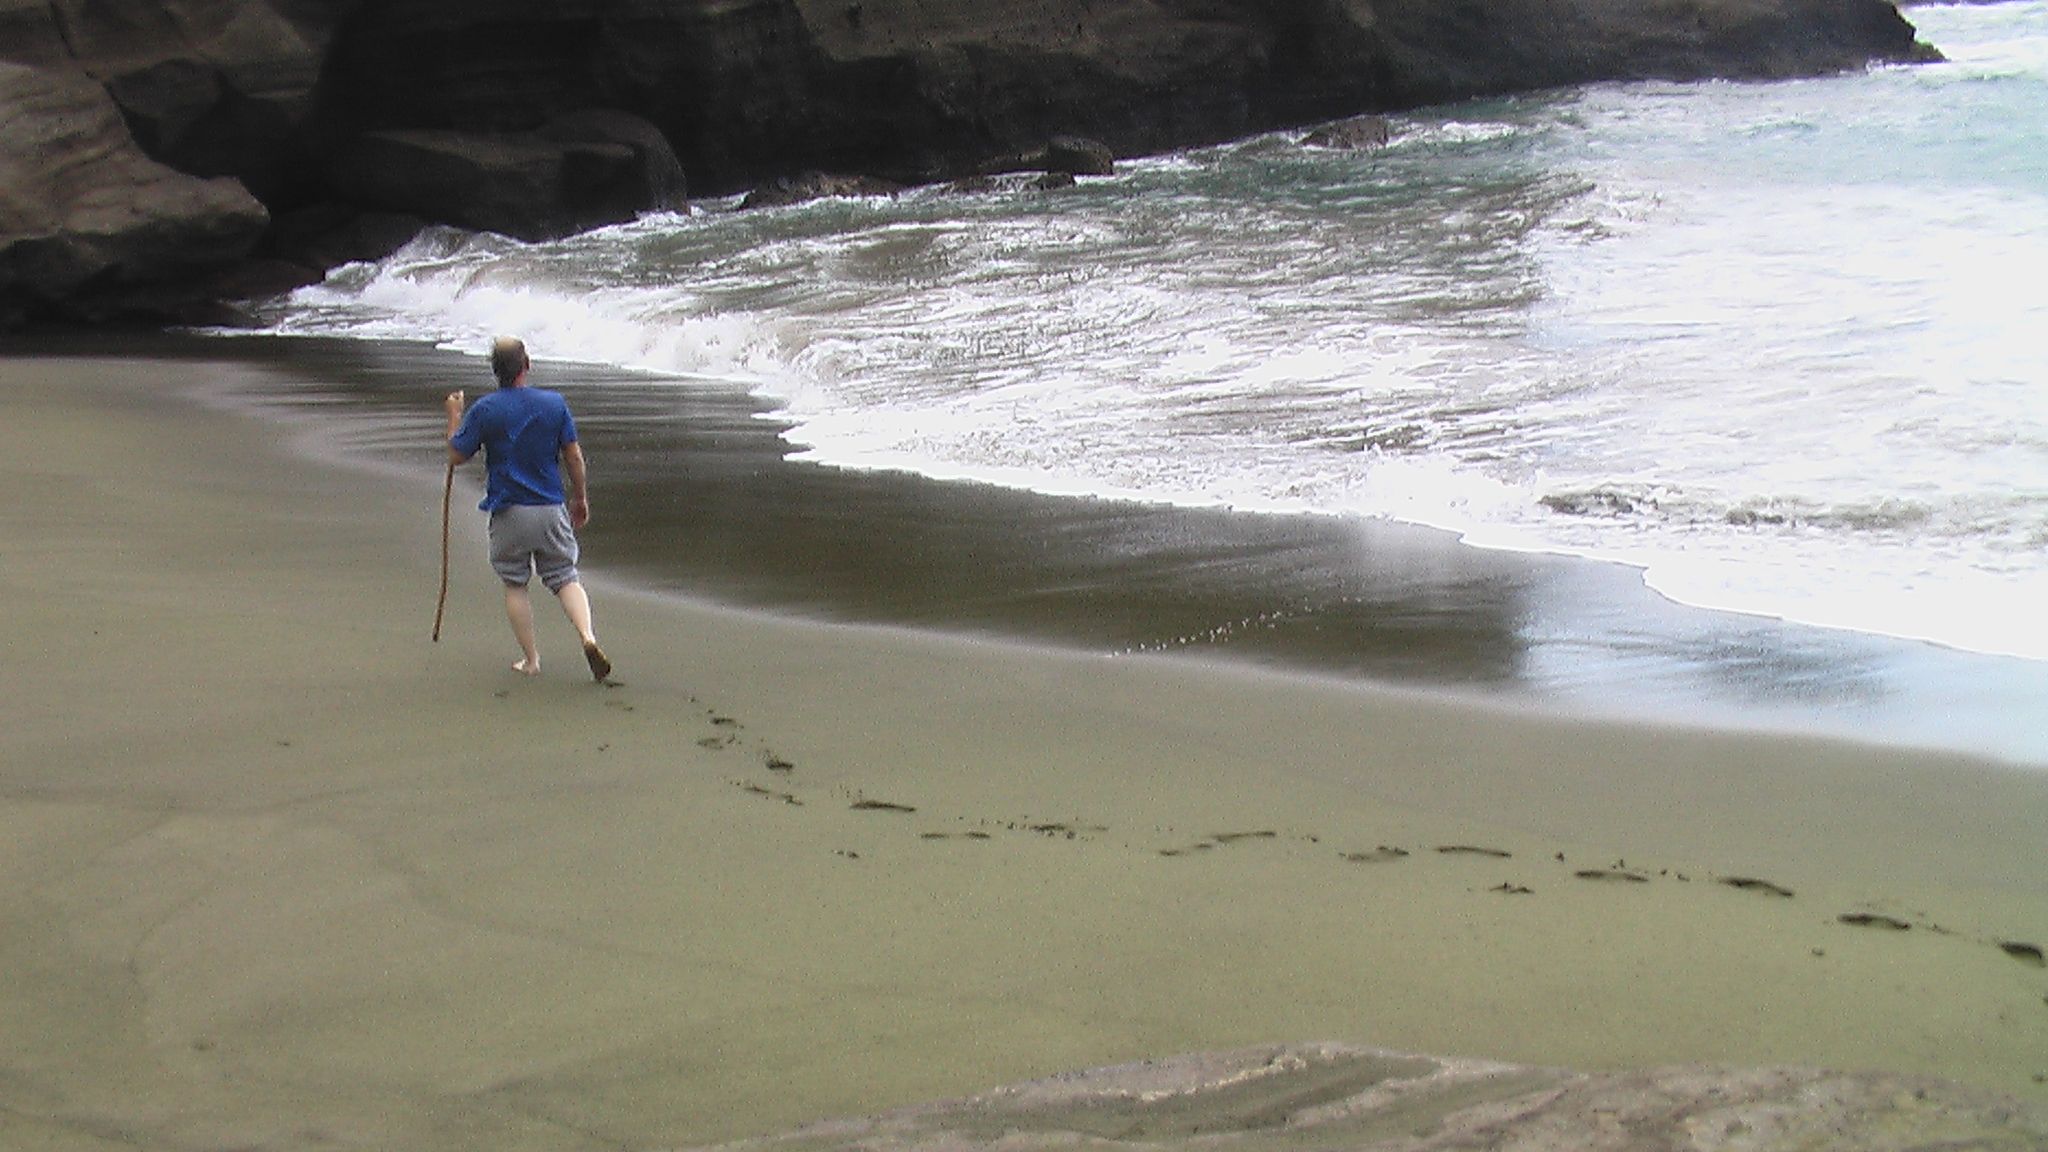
4,350 -> 2047,1148
37,328 -> 2048,767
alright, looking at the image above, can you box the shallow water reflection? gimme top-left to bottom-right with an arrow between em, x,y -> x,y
65,332 -> 2048,765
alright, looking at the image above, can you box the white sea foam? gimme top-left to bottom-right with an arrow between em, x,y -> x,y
244,1 -> 2048,665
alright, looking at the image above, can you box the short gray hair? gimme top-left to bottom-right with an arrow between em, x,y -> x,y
490,336 -> 529,386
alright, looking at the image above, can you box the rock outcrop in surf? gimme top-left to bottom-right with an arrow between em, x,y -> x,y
1,0 -> 1936,327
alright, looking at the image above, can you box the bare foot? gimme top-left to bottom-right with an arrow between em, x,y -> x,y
512,658 -> 541,676
582,640 -> 611,683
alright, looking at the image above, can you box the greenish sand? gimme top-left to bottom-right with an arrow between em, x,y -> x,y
3,355 -> 2045,1150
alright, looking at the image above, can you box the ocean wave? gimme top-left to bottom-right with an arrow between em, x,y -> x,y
235,2 -> 2048,665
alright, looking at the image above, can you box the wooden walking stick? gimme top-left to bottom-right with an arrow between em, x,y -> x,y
433,459 -> 454,641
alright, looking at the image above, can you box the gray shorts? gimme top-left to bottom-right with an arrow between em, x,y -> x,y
488,503 -> 580,591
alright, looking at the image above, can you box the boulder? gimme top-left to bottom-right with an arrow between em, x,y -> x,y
945,174 -> 1003,195
942,171 -> 1078,197
255,202 -> 424,273
37,0 -> 335,199
323,110 -> 687,241
687,1043 -> 2048,1152
541,108 -> 689,210
1363,0 -> 1938,107
1304,114 -> 1391,149
974,133 -> 1115,180
740,171 -> 904,210
0,60 -> 268,324
1042,134 -> 1115,177
0,0 -> 71,67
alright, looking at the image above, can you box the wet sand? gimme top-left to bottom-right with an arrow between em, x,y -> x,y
40,330 -> 2048,764
3,352 -> 2047,1150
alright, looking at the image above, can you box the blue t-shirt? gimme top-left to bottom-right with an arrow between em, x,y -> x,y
449,385 -> 579,511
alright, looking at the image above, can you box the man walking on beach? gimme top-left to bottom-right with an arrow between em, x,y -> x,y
445,336 -> 612,682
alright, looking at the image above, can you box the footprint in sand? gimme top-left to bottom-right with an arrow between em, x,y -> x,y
1159,830 -> 1273,856
1839,912 -> 1913,931
733,780 -> 801,806
690,714 -> 742,748
1997,940 -> 2045,967
1573,868 -> 1649,883
1717,876 -> 1795,898
1027,823 -> 1084,840
1210,830 -> 1279,844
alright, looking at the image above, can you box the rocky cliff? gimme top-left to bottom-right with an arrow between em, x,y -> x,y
1,0 -> 1935,327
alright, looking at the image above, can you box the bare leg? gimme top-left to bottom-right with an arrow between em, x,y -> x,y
505,584 -> 541,675
557,581 -> 610,681
556,580 -> 597,645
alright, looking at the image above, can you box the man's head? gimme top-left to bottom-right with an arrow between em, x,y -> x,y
490,336 -> 530,387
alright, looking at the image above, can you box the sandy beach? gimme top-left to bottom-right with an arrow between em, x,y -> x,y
4,351 -> 2047,1150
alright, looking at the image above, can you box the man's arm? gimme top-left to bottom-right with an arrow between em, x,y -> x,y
563,441 -> 590,529
445,391 -> 471,465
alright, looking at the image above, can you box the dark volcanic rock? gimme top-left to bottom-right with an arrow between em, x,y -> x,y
323,110 -> 686,241
35,0 -> 339,200
1304,114 -> 1392,149
542,108 -> 690,209
0,1 -> 71,67
977,133 -> 1116,179
1042,134 -> 1116,177
1363,0 -> 1941,107
1,0 -> 1938,328
942,171 -> 1075,196
688,1043 -> 2048,1152
740,171 -> 904,210
256,203 -> 424,274
0,59 -> 268,325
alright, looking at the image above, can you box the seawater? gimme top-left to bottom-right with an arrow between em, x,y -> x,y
249,4 -> 2047,728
